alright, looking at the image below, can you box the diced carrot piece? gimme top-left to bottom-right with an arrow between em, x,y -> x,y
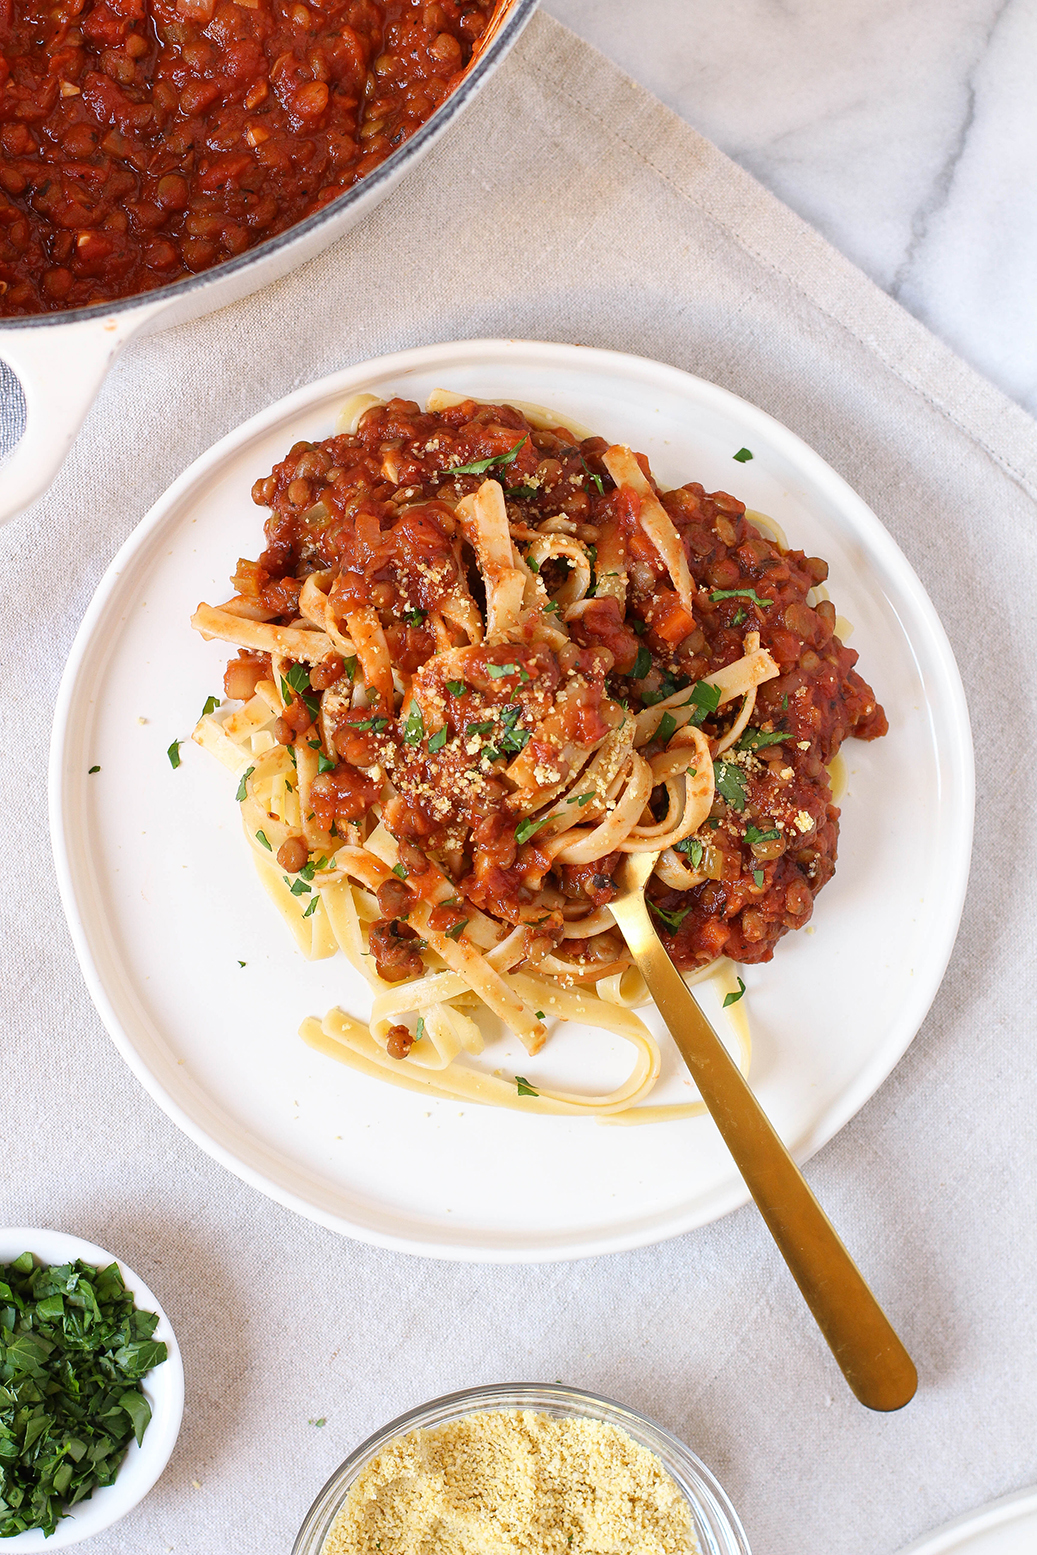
653,599 -> 696,643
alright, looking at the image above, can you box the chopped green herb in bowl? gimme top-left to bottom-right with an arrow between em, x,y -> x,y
0,1229 -> 183,1549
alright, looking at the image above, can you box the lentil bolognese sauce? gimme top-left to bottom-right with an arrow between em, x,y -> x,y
190,392 -> 887,1120
0,0 -> 500,314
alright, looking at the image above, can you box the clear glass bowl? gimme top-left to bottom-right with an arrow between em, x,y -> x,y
292,1382 -> 751,1555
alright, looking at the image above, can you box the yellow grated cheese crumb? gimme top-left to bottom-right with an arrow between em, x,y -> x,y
320,1411 -> 698,1555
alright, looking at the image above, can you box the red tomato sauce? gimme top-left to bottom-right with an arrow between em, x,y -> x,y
0,0 -> 498,314
226,397 -> 887,973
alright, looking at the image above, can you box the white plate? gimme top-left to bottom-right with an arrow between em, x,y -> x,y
894,1488 -> 1037,1555
0,1228 -> 184,1549
49,339 -> 973,1262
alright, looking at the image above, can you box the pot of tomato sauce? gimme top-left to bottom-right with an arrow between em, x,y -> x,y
0,0 -> 535,521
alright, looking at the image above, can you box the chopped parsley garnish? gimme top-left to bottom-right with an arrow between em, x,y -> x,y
535,1011 -> 546,1021
485,703 -> 529,760
200,693 -> 220,716
648,900 -> 691,933
656,712 -> 677,746
506,484 -> 538,499
640,672 -> 683,707
403,704 -> 425,745
733,448 -> 753,462
354,715 -> 389,733
567,792 -> 595,805
710,587 -> 773,607
342,657 -> 357,681
415,1017 -> 426,1042
308,739 -> 335,770
238,960 -> 246,967
630,645 -> 653,679
428,726 -> 449,753
166,739 -> 181,769
543,601 -> 561,614
781,694 -> 789,710
446,680 -> 466,696
714,760 -> 748,811
281,663 -> 320,717
745,824 -> 780,845
287,876 -> 311,896
302,896 -> 319,918
309,1417 -> 326,1428
723,977 -> 747,1006
256,830 -> 272,850
281,662 -> 312,700
467,720 -> 495,736
731,607 -> 746,626
515,814 -> 553,845
404,609 -> 426,626
445,436 -> 528,478
515,1075 -> 539,1097
236,765 -> 255,802
675,836 -> 704,868
88,765 -> 100,775
752,869 -> 765,888
580,454 -> 605,495
487,661 -> 529,682
0,1252 -> 168,1539
684,679 -> 722,725
525,553 -> 540,573
298,856 -> 328,882
445,919 -> 469,939
737,727 -> 788,750
392,863 -> 408,878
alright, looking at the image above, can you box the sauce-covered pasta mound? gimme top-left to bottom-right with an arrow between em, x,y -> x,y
191,392 -> 885,1120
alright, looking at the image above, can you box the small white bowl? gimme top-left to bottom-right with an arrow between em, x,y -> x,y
0,1228 -> 184,1550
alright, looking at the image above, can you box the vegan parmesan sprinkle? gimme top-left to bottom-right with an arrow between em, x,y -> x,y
321,1411 -> 698,1555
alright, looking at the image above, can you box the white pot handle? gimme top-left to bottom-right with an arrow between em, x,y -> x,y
0,305 -> 161,524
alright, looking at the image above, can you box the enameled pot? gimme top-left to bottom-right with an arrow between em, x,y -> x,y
0,0 -> 536,523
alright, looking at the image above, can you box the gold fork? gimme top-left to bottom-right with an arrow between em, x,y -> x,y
610,850 -> 918,1412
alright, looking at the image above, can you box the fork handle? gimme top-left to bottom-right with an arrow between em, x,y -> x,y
611,892 -> 917,1411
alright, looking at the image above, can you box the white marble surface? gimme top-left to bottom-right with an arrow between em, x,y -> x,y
543,0 -> 1037,416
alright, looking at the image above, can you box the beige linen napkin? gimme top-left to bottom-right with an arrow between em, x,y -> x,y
2,15 -> 1036,1555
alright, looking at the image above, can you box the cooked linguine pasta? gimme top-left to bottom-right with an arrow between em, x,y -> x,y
191,392 -> 885,1121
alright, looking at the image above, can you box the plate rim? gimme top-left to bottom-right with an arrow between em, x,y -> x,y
893,1486 -> 1037,1555
48,337 -> 975,1262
